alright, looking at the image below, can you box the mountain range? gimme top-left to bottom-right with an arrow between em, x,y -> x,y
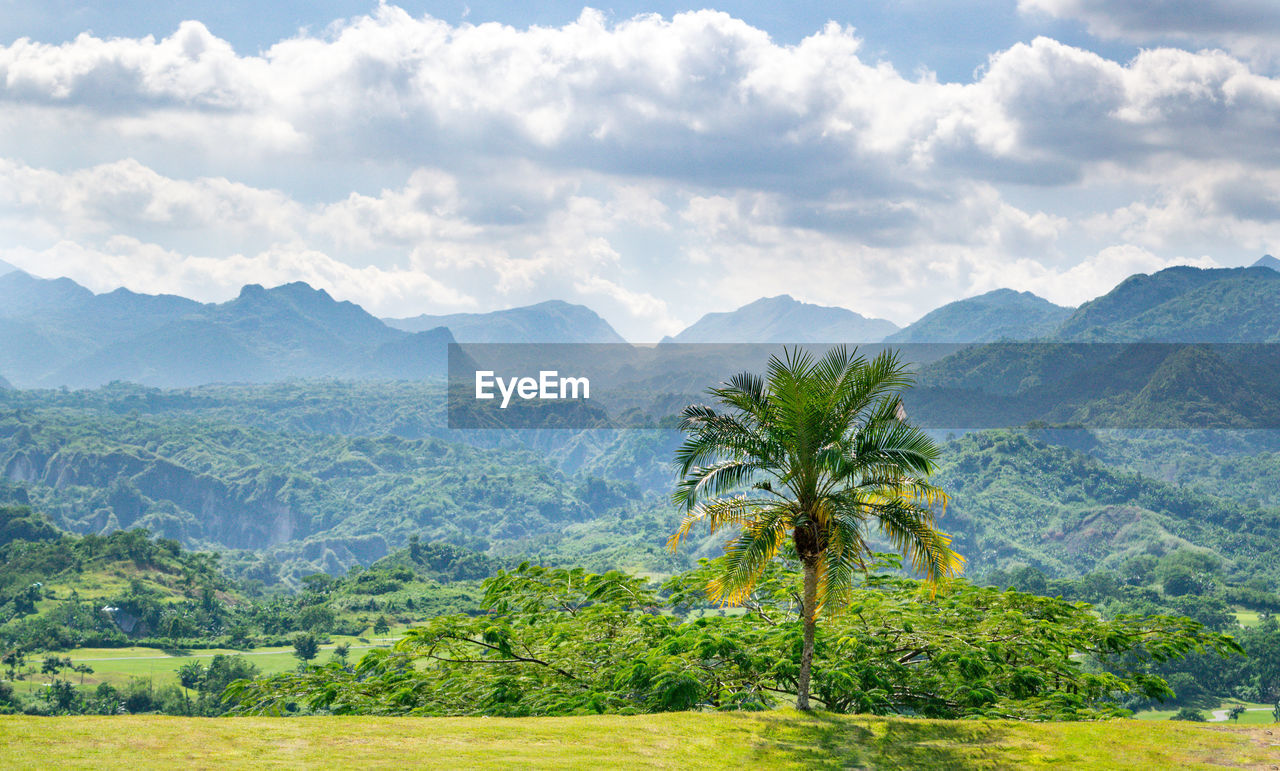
386,300 -> 625,343
660,295 -> 899,343
1,258 -> 1278,388
884,289 -> 1072,343
0,274 -> 457,388
3,256 -> 1280,589
1056,265 -> 1280,341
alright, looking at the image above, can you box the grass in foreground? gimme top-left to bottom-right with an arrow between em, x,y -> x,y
2,711 -> 1278,770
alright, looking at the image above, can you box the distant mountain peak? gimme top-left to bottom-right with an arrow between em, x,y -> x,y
884,288 -> 1071,344
385,300 -> 627,343
664,295 -> 898,344
270,281 -> 334,301
1251,254 -> 1280,271
236,281 -> 345,312
0,271 -> 95,318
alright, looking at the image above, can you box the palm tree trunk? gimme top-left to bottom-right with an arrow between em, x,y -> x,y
796,558 -> 818,711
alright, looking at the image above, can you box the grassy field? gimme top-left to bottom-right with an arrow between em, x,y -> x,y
6,636 -> 402,696
1234,607 -> 1264,628
1134,700 -> 1278,724
1,712 -> 1278,770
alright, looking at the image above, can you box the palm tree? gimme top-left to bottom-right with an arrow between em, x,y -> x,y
669,345 -> 964,711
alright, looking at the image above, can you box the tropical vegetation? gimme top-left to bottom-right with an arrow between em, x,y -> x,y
226,559 -> 1238,721
669,346 -> 962,710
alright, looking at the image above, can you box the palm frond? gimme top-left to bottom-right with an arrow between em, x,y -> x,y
865,497 -> 965,585
707,506 -> 792,605
666,495 -> 773,551
672,458 -> 768,511
814,512 -> 868,617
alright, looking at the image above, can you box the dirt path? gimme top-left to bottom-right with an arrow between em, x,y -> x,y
1207,707 -> 1271,722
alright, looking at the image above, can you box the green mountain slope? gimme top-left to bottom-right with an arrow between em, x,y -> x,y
0,388 -> 631,575
885,288 -> 1072,343
936,431 -> 1280,581
902,340 -> 1280,429
7,380 -> 1277,589
1054,265 -> 1280,341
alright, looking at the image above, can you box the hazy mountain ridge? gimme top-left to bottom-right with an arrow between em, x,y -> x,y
2,260 -> 1278,389
387,300 -> 626,343
661,295 -> 899,344
885,288 -> 1073,343
0,275 -> 458,388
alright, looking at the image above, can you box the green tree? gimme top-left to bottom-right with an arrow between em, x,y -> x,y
41,655 -> 71,683
227,561 -> 1239,720
1170,706 -> 1206,721
669,346 -> 964,710
73,662 -> 93,685
3,649 -> 26,681
292,632 -> 320,664
175,660 -> 205,714
178,661 -> 205,694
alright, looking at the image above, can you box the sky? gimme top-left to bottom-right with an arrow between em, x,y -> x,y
1,1 -> 1279,340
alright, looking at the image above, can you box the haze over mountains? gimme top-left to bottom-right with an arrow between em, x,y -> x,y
3,257 -> 1280,585
1,259 -> 1278,389
1251,254 -> 1280,272
386,301 -> 626,343
660,295 -> 899,343
0,273 -> 458,388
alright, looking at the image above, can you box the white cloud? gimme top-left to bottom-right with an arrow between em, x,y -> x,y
3,10 -> 1280,190
967,244 -> 1221,307
0,236 -> 474,316
572,275 -> 679,337
0,157 -> 302,240
0,9 -> 1277,339
1020,0 -> 1280,65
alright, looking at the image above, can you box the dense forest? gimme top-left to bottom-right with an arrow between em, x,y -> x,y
1,378 -> 1278,717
